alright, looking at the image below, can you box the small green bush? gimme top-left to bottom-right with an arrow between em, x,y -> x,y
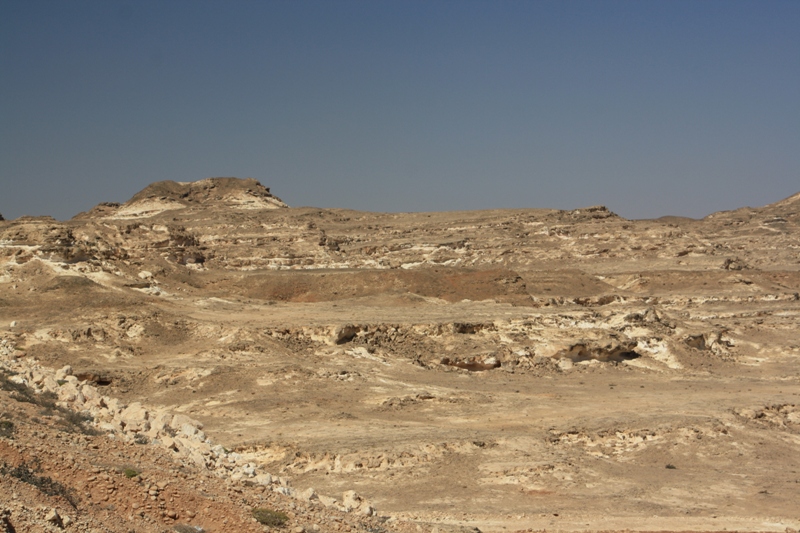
252,507 -> 288,527
123,467 -> 140,478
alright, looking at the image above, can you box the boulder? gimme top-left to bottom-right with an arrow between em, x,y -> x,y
300,487 -> 318,501
56,382 -> 84,404
342,490 -> 362,511
148,411 -> 173,435
160,436 -> 178,451
118,402 -> 149,432
254,473 -> 273,485
55,365 -> 73,380
170,413 -> 203,431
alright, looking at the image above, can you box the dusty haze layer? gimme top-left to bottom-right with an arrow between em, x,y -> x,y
2,177 -> 800,532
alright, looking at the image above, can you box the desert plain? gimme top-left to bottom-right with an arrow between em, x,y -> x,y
1,177 -> 799,532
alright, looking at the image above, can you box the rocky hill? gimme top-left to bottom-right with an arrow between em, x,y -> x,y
1,178 -> 800,532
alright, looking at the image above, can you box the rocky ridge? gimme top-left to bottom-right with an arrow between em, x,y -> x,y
2,178 -> 800,532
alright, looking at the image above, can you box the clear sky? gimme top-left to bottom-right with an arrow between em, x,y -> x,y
1,0 -> 798,220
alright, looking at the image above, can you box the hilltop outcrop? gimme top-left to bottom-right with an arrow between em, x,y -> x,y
73,177 -> 287,220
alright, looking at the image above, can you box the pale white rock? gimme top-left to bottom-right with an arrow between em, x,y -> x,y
44,508 -> 62,527
91,406 -> 113,422
125,324 -> 145,338
342,490 -> 362,511
118,402 -> 149,432
273,486 -> 295,497
317,495 -> 338,508
55,365 -> 72,380
149,411 -> 173,433
57,382 -> 83,403
299,487 -> 319,502
180,423 -> 199,437
739,408 -> 758,420
119,402 -> 147,419
80,384 -> 102,407
43,376 -> 60,392
557,358 -> 574,370
97,422 -> 118,433
254,473 -> 273,485
147,411 -> 172,437
188,450 -> 207,468
105,397 -> 122,413
359,504 -> 376,517
170,413 -> 203,430
211,444 -> 228,457
9,375 -> 27,386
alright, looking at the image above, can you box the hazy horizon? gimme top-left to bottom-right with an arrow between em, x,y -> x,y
2,1 -> 799,221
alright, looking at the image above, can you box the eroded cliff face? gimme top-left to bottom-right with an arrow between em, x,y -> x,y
1,178 -> 800,532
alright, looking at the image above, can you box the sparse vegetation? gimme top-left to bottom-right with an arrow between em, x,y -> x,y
0,371 -> 99,435
123,467 -> 140,478
0,461 -> 78,508
665,463 -> 677,469
0,419 -> 14,439
252,507 -> 288,527
1,371 -> 43,404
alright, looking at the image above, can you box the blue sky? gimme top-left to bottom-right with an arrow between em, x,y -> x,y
1,0 -> 798,220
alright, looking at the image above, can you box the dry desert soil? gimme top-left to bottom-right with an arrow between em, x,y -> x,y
1,177 -> 800,533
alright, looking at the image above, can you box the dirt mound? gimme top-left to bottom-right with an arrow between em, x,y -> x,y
41,276 -> 104,292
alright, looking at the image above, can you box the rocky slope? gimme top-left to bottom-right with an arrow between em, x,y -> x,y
0,336 -> 415,533
1,177 -> 800,532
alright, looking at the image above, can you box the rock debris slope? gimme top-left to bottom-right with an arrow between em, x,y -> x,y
1,177 -> 800,532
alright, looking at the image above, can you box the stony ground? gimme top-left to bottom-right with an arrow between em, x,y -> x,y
0,366 -> 418,532
2,178 -> 800,532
